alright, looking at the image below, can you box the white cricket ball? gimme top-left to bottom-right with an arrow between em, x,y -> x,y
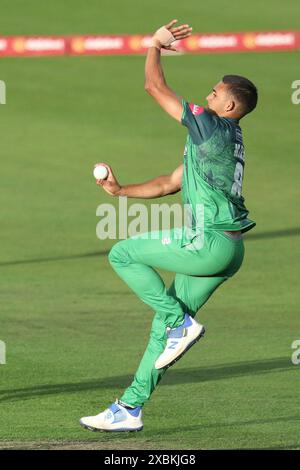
93,165 -> 108,180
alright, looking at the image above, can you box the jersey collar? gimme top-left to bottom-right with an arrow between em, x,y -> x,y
223,116 -> 240,124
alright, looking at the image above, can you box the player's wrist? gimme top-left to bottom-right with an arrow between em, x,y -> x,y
115,185 -> 124,196
149,37 -> 162,50
150,26 -> 176,50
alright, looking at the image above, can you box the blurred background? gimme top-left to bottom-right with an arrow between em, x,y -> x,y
0,0 -> 299,450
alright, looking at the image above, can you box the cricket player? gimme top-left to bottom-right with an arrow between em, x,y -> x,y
80,20 -> 257,432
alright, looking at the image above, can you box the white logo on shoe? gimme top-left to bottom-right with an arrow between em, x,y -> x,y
162,237 -> 171,245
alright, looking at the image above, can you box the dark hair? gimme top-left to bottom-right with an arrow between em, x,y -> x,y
222,75 -> 258,117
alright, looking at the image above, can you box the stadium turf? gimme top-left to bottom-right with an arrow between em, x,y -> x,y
0,0 -> 299,450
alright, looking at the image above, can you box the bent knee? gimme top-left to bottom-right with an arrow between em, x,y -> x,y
108,240 -> 130,266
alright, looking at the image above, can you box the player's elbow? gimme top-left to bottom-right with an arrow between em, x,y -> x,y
145,81 -> 163,97
162,178 -> 181,197
168,184 -> 181,196
144,82 -> 156,95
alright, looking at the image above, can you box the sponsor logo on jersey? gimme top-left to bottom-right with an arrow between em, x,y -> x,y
189,103 -> 204,116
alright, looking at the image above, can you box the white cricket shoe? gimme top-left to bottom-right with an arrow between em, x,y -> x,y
79,400 -> 143,432
155,313 -> 205,370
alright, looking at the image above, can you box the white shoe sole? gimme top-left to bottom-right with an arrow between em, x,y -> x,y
79,419 -> 143,433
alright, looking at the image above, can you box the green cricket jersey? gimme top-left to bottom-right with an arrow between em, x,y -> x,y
180,99 -> 255,247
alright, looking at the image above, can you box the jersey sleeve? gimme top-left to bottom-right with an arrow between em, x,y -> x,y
181,99 -> 218,143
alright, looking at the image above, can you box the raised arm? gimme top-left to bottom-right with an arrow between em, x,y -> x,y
95,163 -> 183,199
144,20 -> 192,122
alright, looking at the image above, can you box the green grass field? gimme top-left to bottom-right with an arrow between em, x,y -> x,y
0,0 -> 300,450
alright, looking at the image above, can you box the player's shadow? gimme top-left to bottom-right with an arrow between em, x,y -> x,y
142,415 -> 300,446
0,357 -> 295,402
1,227 -> 300,267
244,227 -> 300,241
145,415 -> 300,433
0,250 -> 109,267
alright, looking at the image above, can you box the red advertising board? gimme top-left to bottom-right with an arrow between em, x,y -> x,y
0,31 -> 299,57
182,31 -> 299,53
67,31 -> 300,55
0,36 -> 66,56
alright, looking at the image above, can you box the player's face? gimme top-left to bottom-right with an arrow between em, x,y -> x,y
206,81 -> 233,116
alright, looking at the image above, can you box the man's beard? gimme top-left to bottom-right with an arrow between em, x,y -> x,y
206,105 -> 218,117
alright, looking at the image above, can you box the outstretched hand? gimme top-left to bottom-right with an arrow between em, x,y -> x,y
152,19 -> 193,51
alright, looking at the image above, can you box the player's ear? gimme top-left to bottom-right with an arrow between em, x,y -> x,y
225,100 -> 235,112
